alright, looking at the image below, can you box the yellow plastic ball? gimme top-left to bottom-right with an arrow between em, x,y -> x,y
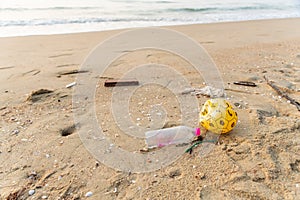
199,98 -> 238,134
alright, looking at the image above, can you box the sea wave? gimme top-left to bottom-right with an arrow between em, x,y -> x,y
168,5 -> 286,13
0,4 -> 288,12
0,6 -> 101,11
0,0 -> 299,37
0,17 -> 190,27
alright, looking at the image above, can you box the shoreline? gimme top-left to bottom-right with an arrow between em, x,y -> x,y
1,17 -> 300,39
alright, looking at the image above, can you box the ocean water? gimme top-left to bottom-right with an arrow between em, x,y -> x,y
0,0 -> 300,37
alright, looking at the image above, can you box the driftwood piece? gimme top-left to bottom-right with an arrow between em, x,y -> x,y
58,69 -> 89,76
233,81 -> 257,87
104,79 -> 139,87
264,76 -> 300,111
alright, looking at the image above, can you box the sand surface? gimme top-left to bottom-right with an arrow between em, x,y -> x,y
0,18 -> 300,199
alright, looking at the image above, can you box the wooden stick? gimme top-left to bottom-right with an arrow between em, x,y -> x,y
264,76 -> 300,111
233,81 -> 257,87
104,79 -> 139,87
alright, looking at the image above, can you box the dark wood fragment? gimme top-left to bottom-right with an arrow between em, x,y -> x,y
104,79 -> 139,87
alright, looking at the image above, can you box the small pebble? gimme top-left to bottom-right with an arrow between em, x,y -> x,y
28,189 -> 35,196
230,143 -> 238,147
12,129 -> 19,135
113,187 -> 118,193
42,195 -> 48,199
85,191 -> 93,197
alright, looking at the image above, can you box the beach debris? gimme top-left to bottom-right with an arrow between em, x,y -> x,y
85,191 -> 93,197
139,147 -> 151,153
145,126 -> 200,149
99,76 -> 114,79
233,81 -> 257,87
28,189 -> 35,196
56,63 -> 78,68
202,86 -> 224,97
199,98 -> 238,134
185,139 -> 216,154
58,69 -> 89,76
26,89 -> 53,102
264,76 -> 300,111
60,123 -> 78,136
182,86 -> 225,98
104,79 -> 139,87
66,82 -> 76,88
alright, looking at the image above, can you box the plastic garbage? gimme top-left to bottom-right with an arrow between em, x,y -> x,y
199,98 -> 238,134
145,126 -> 200,149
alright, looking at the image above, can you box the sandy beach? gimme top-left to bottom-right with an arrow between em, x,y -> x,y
0,18 -> 300,199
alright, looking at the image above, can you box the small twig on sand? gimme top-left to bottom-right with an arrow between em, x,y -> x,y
264,76 -> 300,111
233,81 -> 257,87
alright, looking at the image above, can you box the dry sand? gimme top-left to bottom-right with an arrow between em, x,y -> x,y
0,18 -> 300,199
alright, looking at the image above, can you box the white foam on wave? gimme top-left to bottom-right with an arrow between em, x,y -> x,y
0,0 -> 299,37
